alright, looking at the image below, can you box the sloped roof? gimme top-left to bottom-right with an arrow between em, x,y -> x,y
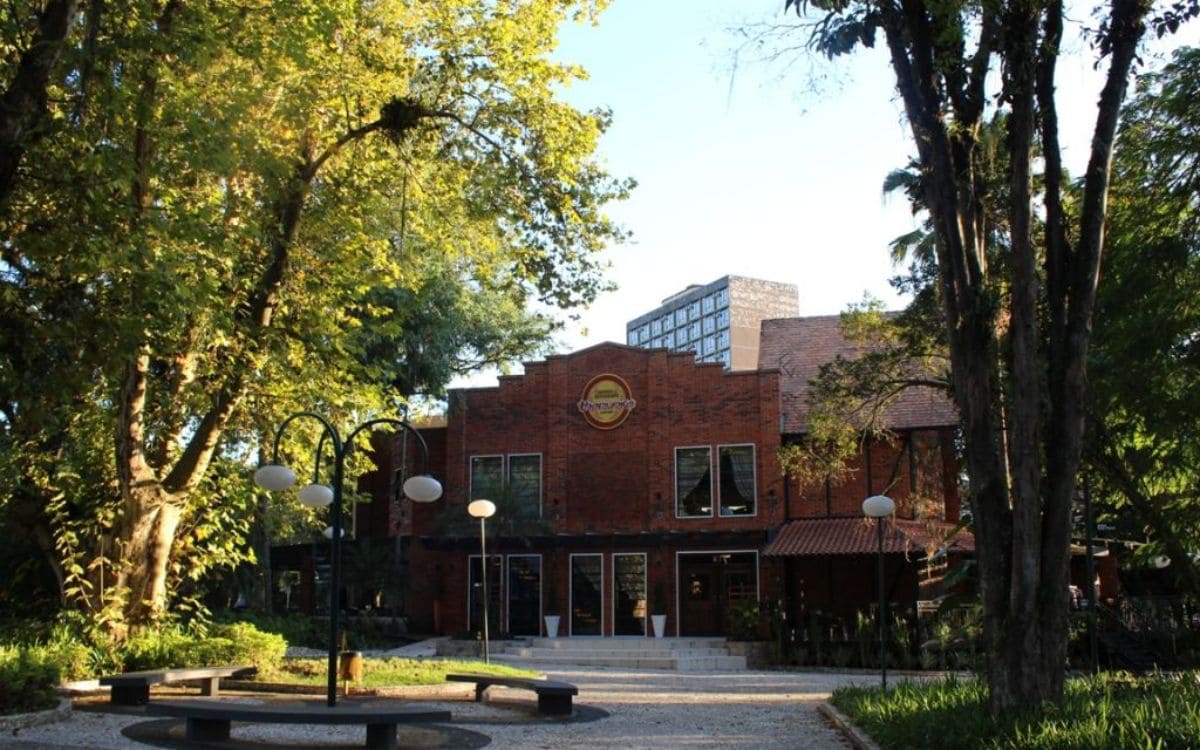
757,315 -> 959,434
762,517 -> 975,557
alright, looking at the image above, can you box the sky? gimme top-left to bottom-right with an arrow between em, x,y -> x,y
451,0 -> 1197,389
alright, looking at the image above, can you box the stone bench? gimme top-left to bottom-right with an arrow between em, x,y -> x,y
99,665 -> 258,705
445,672 -> 577,715
145,698 -> 451,750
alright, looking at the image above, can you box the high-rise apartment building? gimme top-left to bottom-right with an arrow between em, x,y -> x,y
625,275 -> 800,370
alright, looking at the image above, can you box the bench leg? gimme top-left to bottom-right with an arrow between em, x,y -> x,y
186,717 -> 231,742
473,684 -> 489,702
198,677 -> 220,697
365,722 -> 398,750
110,685 -> 150,706
537,693 -> 573,716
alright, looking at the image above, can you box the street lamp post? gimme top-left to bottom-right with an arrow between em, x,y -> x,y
862,494 -> 896,691
254,411 -> 442,707
467,499 -> 497,664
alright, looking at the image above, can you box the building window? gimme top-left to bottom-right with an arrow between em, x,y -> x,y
640,323 -> 650,340
675,329 -> 688,348
719,351 -> 731,368
716,309 -> 730,328
717,330 -> 730,350
703,315 -> 716,334
651,319 -> 662,336
507,454 -> 542,517
718,445 -> 756,516
702,294 -> 716,314
688,301 -> 700,320
703,336 -> 715,354
627,330 -> 639,346
689,322 -> 701,341
471,454 -> 541,517
662,314 -> 674,331
716,288 -> 729,307
676,446 -> 712,518
675,308 -> 687,326
469,455 -> 504,500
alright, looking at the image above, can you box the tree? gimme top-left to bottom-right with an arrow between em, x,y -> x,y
784,0 -> 1194,712
1085,46 -> 1200,596
0,0 -> 629,630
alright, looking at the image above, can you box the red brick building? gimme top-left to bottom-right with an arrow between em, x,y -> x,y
335,315 -> 970,639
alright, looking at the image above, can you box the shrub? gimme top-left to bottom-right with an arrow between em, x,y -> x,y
117,622 -> 285,673
0,648 -> 60,715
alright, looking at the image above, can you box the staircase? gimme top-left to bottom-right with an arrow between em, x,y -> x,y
492,637 -> 749,671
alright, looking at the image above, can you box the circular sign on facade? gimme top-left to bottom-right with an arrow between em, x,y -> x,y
577,373 -> 636,430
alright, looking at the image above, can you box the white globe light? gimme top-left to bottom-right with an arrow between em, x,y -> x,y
1151,555 -> 1171,569
253,463 -> 296,492
862,494 -> 896,518
403,474 -> 443,504
468,499 -> 497,519
323,526 -> 346,540
298,483 -> 334,507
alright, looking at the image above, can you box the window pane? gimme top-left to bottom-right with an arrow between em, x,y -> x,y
613,554 -> 647,636
470,455 -> 503,500
719,445 -> 756,516
627,330 -> 638,345
676,447 -> 712,517
507,454 -> 542,517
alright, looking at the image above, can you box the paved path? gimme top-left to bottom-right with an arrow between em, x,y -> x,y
8,665 -> 867,749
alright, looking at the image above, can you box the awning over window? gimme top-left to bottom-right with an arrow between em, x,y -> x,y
763,517 -> 975,557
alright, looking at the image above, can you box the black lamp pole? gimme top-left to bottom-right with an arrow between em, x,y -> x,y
256,412 -> 441,707
877,516 -> 887,690
862,495 -> 895,692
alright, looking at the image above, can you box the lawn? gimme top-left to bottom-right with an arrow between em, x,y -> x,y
831,671 -> 1200,750
256,657 -> 537,689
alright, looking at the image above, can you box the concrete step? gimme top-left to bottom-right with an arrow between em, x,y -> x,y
492,636 -> 748,671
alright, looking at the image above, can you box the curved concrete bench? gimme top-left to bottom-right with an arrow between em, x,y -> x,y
145,698 -> 451,750
99,665 -> 257,705
445,672 -> 577,715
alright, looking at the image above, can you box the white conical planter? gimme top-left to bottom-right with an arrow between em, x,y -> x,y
651,614 -> 667,638
544,614 -> 561,638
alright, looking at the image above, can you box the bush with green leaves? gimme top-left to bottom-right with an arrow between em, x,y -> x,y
0,648 -> 60,715
119,622 -> 285,673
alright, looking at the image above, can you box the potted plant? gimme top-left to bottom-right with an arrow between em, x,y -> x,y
543,570 -> 561,638
651,581 -> 667,638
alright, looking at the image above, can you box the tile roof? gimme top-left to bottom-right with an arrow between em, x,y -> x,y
757,315 -> 959,434
762,517 -> 975,557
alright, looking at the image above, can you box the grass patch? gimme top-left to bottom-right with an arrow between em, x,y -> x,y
831,671 -> 1200,749
257,657 -> 537,689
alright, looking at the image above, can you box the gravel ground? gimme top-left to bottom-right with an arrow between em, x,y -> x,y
5,658 -> 873,749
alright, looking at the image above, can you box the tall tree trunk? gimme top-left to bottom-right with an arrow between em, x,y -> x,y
0,0 -> 81,209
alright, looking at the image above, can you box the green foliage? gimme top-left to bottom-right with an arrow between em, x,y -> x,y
832,672 -> 1200,750
0,648 -> 60,715
0,0 -> 630,627
261,656 -> 535,688
728,599 -> 762,641
110,622 -> 286,673
1085,46 -> 1200,594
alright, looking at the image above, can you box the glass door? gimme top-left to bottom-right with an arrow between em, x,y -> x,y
570,554 -> 603,635
613,553 -> 647,636
507,555 -> 542,636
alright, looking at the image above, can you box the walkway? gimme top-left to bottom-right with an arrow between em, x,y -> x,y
9,663 -> 865,749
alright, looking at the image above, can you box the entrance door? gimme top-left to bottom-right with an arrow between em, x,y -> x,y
678,552 -> 758,637
467,555 -> 502,635
507,555 -> 542,636
570,554 -> 603,635
613,553 -> 647,636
